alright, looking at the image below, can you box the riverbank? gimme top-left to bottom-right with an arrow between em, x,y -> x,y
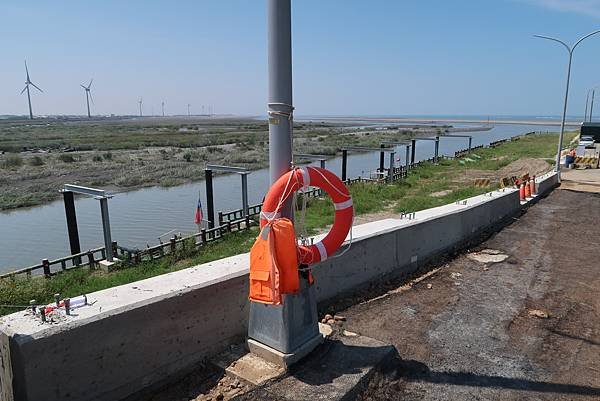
0,131 -> 573,316
0,117 -> 464,211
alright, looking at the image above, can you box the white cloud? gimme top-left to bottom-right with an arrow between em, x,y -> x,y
526,0 -> 600,18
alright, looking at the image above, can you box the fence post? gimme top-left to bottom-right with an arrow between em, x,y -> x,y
170,237 -> 176,252
218,211 -> 224,226
205,168 -> 215,229
87,251 -> 95,270
99,197 -> 114,262
241,172 -> 249,221
201,228 -> 207,244
42,259 -> 50,278
388,151 -> 395,183
341,149 -> 348,181
319,158 -> 326,169
62,190 -> 82,264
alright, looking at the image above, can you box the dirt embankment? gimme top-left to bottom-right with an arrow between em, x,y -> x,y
458,157 -> 551,184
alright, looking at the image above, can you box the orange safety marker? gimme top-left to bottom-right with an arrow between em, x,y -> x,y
524,179 -> 531,198
519,183 -> 526,201
530,175 -> 536,195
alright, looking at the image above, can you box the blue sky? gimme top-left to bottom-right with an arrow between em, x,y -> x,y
3,0 -> 600,117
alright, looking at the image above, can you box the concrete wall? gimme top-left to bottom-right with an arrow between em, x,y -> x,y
312,189 -> 520,302
0,172 -> 558,401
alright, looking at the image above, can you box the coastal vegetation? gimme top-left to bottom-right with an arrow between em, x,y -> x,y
0,117 -> 448,210
0,131 -> 573,317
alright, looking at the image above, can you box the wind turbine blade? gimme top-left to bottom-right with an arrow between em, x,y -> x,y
89,91 -> 94,105
24,60 -> 30,80
88,78 -> 93,89
80,84 -> 87,89
20,85 -> 28,95
30,82 -> 43,93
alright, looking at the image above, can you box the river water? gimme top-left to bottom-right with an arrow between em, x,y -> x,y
0,123 -> 557,272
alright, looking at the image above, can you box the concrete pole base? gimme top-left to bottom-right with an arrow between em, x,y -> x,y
99,258 -> 120,272
248,332 -> 324,369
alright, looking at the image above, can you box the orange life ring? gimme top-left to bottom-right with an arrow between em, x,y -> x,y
260,166 -> 353,265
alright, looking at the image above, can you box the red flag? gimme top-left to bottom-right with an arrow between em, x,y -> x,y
194,196 -> 203,225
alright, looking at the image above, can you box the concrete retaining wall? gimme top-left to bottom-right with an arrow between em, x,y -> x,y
0,172 -> 558,401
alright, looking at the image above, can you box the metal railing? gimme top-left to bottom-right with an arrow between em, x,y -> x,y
1,132 -> 542,279
0,246 -> 110,279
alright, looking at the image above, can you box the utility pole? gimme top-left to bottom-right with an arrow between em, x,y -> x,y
590,89 -> 595,122
247,0 -> 322,365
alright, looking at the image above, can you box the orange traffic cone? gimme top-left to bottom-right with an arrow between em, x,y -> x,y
524,179 -> 531,198
530,175 -> 536,195
519,183 -> 526,202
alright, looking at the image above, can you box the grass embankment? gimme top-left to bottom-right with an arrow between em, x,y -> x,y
0,132 -> 572,316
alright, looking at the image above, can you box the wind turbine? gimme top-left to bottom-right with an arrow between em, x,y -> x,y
187,103 -> 191,117
80,79 -> 93,118
161,101 -> 165,117
20,60 -> 43,120
138,98 -> 143,117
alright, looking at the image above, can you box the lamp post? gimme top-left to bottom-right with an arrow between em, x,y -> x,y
534,29 -> 600,181
585,89 -> 592,122
590,89 -> 596,122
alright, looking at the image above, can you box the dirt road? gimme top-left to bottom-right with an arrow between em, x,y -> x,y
342,188 -> 600,400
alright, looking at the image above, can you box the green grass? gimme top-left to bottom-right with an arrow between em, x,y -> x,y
0,130 -> 574,316
0,229 -> 258,316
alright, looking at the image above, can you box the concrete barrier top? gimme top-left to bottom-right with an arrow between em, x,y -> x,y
0,252 -> 250,339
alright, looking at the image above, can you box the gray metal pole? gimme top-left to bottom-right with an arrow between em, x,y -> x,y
267,0 -> 293,201
248,0 -> 321,360
405,145 -> 410,169
410,139 -> 416,165
241,173 -> 249,218
468,137 -> 472,152
99,198 -> 113,262
434,136 -> 440,163
590,89 -> 595,122
379,144 -> 385,172
319,159 -> 326,169
555,52 -> 572,179
585,90 -> 591,121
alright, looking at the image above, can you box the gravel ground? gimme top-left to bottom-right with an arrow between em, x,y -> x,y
345,188 -> 600,400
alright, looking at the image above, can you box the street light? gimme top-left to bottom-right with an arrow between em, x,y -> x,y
590,89 -> 596,122
585,89 -> 592,122
534,29 -> 600,181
